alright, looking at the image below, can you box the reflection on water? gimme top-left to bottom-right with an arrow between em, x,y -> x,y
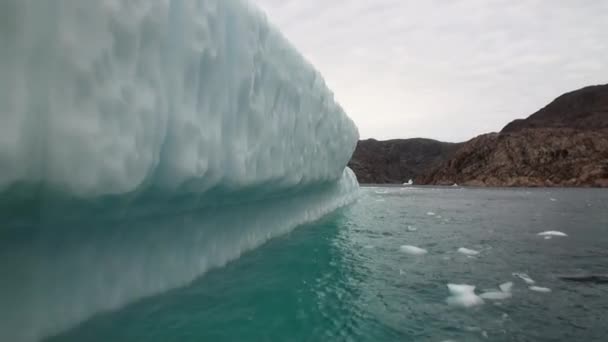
51,187 -> 608,341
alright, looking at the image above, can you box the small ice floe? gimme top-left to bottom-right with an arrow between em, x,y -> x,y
400,245 -> 428,255
480,282 -> 513,300
529,286 -> 551,293
458,248 -> 480,256
512,273 -> 535,284
550,198 -> 557,202
537,231 -> 567,237
452,183 -> 458,187
363,245 -> 375,249
403,179 -> 414,186
446,284 -> 484,308
499,282 -> 513,292
407,226 -> 418,232
427,212 -> 436,216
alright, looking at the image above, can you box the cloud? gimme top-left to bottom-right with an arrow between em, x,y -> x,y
255,0 -> 608,141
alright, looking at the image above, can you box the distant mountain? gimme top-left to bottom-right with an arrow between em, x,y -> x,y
419,84 -> 608,187
502,85 -> 608,133
347,138 -> 461,184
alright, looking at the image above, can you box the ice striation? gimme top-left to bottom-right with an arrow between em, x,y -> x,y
0,1 -> 359,341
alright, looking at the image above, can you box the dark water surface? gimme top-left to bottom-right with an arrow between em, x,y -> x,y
50,187 -> 608,341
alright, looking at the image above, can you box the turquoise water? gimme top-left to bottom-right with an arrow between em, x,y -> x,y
48,187 -> 608,341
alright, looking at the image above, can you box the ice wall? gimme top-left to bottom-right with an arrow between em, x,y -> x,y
0,0 -> 360,341
0,0 -> 358,197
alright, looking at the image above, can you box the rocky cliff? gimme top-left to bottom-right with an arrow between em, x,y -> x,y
419,84 -> 608,187
348,138 -> 461,184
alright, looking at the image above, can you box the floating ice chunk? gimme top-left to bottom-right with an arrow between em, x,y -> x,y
363,245 -> 375,249
403,179 -> 414,186
537,231 -> 567,237
407,226 -> 418,232
499,282 -> 513,292
550,198 -> 557,202
513,273 -> 535,284
544,236 -> 552,240
427,212 -> 436,216
446,284 -> 484,308
529,286 -> 551,293
480,281 -> 513,300
400,245 -> 428,255
458,248 -> 480,256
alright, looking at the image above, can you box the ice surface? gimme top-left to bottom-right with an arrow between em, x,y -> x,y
513,273 -> 536,284
0,1 -> 359,341
0,0 -> 358,197
480,282 -> 513,300
529,286 -> 552,293
537,231 -> 568,237
458,247 -> 480,256
446,284 -> 484,307
400,245 -> 428,255
427,212 -> 436,216
499,281 -> 514,292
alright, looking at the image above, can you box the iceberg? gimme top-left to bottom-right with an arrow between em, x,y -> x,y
445,284 -> 484,308
0,1 -> 359,341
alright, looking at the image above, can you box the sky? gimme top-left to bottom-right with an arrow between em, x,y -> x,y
254,0 -> 608,142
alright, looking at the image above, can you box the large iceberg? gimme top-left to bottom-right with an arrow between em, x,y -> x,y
0,1 -> 359,341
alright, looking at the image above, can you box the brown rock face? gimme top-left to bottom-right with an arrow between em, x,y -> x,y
418,129 -> 608,187
419,84 -> 608,187
348,138 -> 461,184
502,85 -> 608,133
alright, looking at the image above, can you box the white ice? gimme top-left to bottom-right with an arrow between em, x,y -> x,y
0,1 -> 359,341
427,212 -> 436,216
458,248 -> 480,256
513,273 -> 536,284
0,0 -> 358,197
400,245 -> 428,255
480,282 -> 513,300
499,282 -> 514,292
446,284 -> 484,308
529,286 -> 552,293
537,231 -> 568,237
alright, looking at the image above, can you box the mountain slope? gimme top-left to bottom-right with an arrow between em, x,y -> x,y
348,138 -> 461,184
419,84 -> 608,187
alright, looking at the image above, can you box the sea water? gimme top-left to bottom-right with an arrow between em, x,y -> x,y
48,187 -> 608,341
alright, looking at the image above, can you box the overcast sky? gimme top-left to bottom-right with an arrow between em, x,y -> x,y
255,0 -> 608,142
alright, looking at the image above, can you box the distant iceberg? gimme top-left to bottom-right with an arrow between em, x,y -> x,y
537,231 -> 568,237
